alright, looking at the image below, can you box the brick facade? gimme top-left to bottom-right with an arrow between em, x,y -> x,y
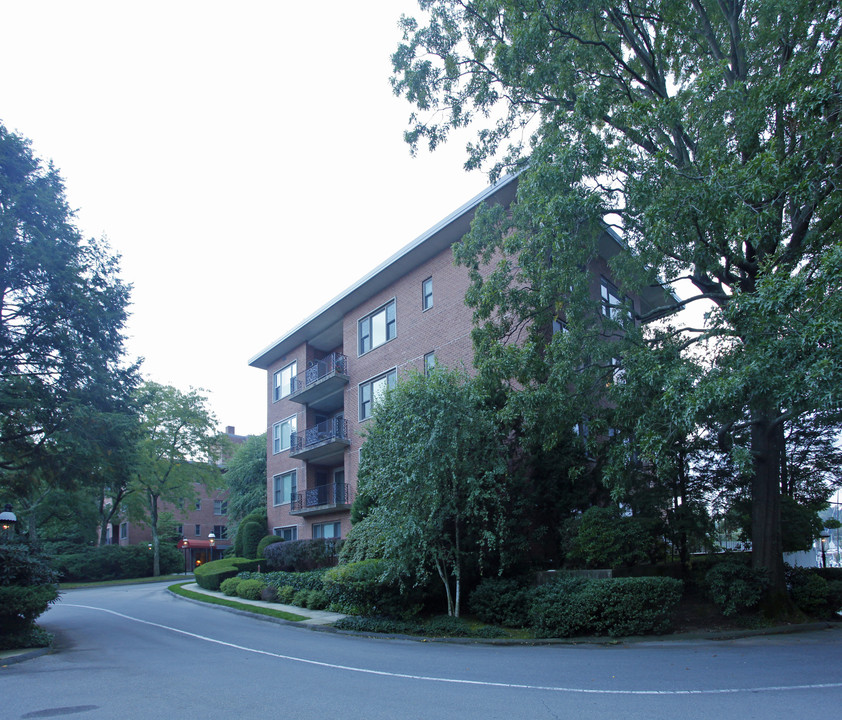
250,174 -> 659,542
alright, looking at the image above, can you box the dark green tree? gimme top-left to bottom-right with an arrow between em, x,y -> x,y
392,0 -> 842,603
223,433 -> 267,528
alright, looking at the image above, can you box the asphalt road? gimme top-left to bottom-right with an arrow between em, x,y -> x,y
3,582 -> 841,720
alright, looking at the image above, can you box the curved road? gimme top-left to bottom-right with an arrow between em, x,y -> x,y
3,582 -> 841,719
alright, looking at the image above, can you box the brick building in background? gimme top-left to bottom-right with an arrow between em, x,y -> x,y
108,425 -> 247,564
249,174 -> 665,542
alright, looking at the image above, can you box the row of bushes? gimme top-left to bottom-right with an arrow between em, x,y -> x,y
194,557 -> 261,590
50,543 -> 183,582
470,574 -> 685,637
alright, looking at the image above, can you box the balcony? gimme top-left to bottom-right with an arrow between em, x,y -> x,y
290,483 -> 354,517
288,353 -> 348,413
289,417 -> 350,463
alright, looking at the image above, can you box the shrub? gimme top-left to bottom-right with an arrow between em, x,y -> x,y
825,581 -> 842,615
786,566 -> 840,617
260,585 -> 278,603
194,557 -> 255,590
240,522 -> 265,559
469,576 -> 533,627
306,589 -> 328,610
529,575 -> 684,637
234,511 -> 268,557
50,543 -> 182,582
292,589 -> 310,607
241,569 -> 327,592
0,544 -> 60,645
277,585 -> 296,604
263,538 -> 342,572
424,616 -> 470,637
565,506 -> 658,569
220,577 -> 242,596
236,578 -> 266,600
705,560 -> 768,616
322,559 -> 413,617
257,535 -> 284,559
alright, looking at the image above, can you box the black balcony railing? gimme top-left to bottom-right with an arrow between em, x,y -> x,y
290,352 -> 348,395
290,417 -> 348,454
291,483 -> 352,512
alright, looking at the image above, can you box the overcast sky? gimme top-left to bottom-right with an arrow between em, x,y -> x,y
1,1 -> 490,437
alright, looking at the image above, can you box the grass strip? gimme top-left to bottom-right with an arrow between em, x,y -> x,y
168,582 -> 308,622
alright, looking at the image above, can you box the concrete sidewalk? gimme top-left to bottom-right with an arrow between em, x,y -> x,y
179,582 -> 346,626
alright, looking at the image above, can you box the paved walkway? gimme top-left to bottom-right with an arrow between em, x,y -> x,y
178,582 -> 347,625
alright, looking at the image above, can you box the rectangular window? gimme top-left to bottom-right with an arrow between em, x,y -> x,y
601,278 -> 628,321
422,277 -> 433,310
273,361 -> 297,401
194,524 -> 201,536
273,470 -> 297,506
358,300 -> 396,355
213,499 -> 228,515
359,368 -> 397,420
272,415 -> 297,453
552,318 -> 568,334
176,524 -> 183,536
313,521 -> 341,539
273,525 -> 298,541
195,499 -> 201,511
213,525 -> 228,539
119,522 -> 128,540
424,351 -> 436,376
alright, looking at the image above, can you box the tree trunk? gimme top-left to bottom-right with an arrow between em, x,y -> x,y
750,403 -> 787,611
149,491 -> 160,577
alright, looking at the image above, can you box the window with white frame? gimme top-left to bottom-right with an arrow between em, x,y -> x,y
424,351 -> 436,376
313,521 -> 341,539
273,361 -> 297,401
194,524 -> 201,536
358,300 -> 396,355
213,499 -> 228,515
273,525 -> 298,541
359,368 -> 397,420
272,415 -> 297,453
119,522 -> 128,540
600,278 -> 628,321
273,470 -> 297,506
422,277 -> 433,311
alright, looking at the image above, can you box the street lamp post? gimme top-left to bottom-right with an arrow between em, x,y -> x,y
820,531 -> 830,569
208,532 -> 215,563
0,504 -> 17,539
182,538 -> 190,574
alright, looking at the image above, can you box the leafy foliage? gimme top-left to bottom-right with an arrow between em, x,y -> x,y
262,538 -> 342,572
222,433 -> 267,525
705,560 -> 769,616
0,543 -> 60,642
357,368 -> 507,616
51,542 -> 181,582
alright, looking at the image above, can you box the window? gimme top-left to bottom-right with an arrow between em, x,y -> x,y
359,369 -> 397,420
358,300 -> 396,355
273,470 -> 297,506
601,278 -> 628,321
273,415 -> 297,453
422,277 -> 433,310
424,351 -> 436,376
313,521 -> 341,539
552,318 -> 568,334
213,499 -> 228,515
273,361 -> 297,401
610,357 -> 625,385
119,522 -> 128,540
273,526 -> 298,541
213,525 -> 228,539
176,524 -> 183,536
194,524 -> 201,536
195,499 -> 201,511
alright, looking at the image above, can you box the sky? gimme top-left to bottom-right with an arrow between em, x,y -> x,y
1,1 -> 491,437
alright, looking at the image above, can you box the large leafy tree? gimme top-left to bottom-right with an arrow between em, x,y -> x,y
130,382 -> 222,576
357,369 -> 507,616
392,0 -> 842,602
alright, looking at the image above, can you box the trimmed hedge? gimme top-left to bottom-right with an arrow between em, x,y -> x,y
241,569 -> 327,592
469,576 -> 533,628
220,577 -> 242,596
257,535 -> 284,559
240,522 -> 265,559
236,578 -> 266,600
322,559 -> 415,617
194,557 -> 257,591
530,575 -> 684,637
262,538 -> 343,572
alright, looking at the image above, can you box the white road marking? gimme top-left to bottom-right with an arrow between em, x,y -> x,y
62,603 -> 842,696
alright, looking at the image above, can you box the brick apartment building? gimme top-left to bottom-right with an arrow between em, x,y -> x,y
249,174 -> 664,542
107,425 -> 247,563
